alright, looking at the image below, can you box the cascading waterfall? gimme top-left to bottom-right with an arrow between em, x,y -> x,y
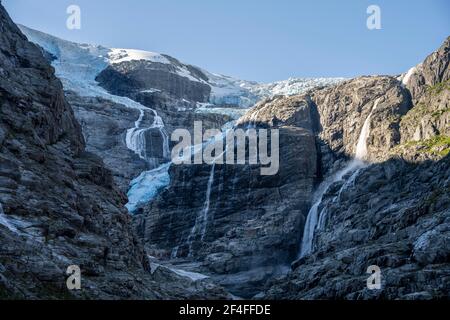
299,98 -> 380,258
124,109 -> 171,212
201,163 -> 216,241
184,126 -> 233,258
125,109 -> 170,165
186,163 -> 216,257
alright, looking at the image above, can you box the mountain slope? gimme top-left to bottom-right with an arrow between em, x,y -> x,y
135,36 -> 450,299
19,25 -> 343,109
18,25 -> 343,213
0,4 -> 228,299
262,37 -> 450,299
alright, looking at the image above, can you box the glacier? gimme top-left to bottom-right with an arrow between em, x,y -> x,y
19,25 -> 171,214
19,24 -> 345,214
126,162 -> 171,213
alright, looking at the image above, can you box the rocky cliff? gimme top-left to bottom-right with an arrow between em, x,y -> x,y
2,1 -> 448,300
0,4 -> 229,299
136,36 -> 449,299
262,37 -> 450,299
96,57 -> 212,103
136,95 -> 318,297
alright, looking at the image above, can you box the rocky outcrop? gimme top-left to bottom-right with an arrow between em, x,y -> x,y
96,59 -> 211,103
309,76 -> 412,173
395,36 -> 450,159
0,4 -> 229,299
404,37 -> 450,104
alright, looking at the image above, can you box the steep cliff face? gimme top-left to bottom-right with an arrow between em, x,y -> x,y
310,76 -> 412,173
0,4 -> 228,299
65,91 -> 151,192
137,95 -> 318,297
96,58 -> 212,103
265,155 -> 450,299
137,36 -> 449,299
399,38 -> 450,150
262,38 -> 450,299
404,37 -> 450,105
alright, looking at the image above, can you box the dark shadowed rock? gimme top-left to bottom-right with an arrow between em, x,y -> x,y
96,59 -> 211,102
137,95 -> 318,297
0,4 -> 228,299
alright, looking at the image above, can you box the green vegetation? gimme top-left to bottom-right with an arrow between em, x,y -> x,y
426,80 -> 450,96
431,107 -> 450,118
400,79 -> 449,126
401,103 -> 428,124
404,135 -> 450,157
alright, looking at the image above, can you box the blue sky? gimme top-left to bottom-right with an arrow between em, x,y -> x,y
3,0 -> 449,82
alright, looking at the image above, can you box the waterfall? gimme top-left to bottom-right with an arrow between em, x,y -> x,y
125,109 -> 171,212
125,109 -> 170,165
355,98 -> 380,161
183,125 -> 233,258
299,98 -> 380,258
186,163 -> 216,257
201,163 -> 216,241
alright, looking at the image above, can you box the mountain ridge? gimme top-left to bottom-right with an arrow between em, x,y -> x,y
0,4 -> 448,300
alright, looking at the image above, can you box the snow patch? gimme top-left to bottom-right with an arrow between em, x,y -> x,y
108,48 -> 170,64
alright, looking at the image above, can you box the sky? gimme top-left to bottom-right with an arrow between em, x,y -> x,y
3,0 -> 449,83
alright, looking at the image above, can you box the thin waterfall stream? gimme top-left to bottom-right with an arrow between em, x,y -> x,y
299,98 -> 380,258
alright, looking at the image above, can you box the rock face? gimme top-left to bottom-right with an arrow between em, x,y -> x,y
96,58 -> 211,103
66,71 -> 231,195
404,37 -> 450,105
3,1 -> 448,300
0,4 -> 229,299
65,91 -> 149,192
137,95 -> 318,297
137,36 -> 450,299
262,38 -> 450,299
265,155 -> 450,299
399,38 -> 450,146
309,76 -> 412,173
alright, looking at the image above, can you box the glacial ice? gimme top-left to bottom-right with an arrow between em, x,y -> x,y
204,71 -> 345,109
126,162 -> 171,213
19,24 -> 346,217
19,25 -> 171,214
